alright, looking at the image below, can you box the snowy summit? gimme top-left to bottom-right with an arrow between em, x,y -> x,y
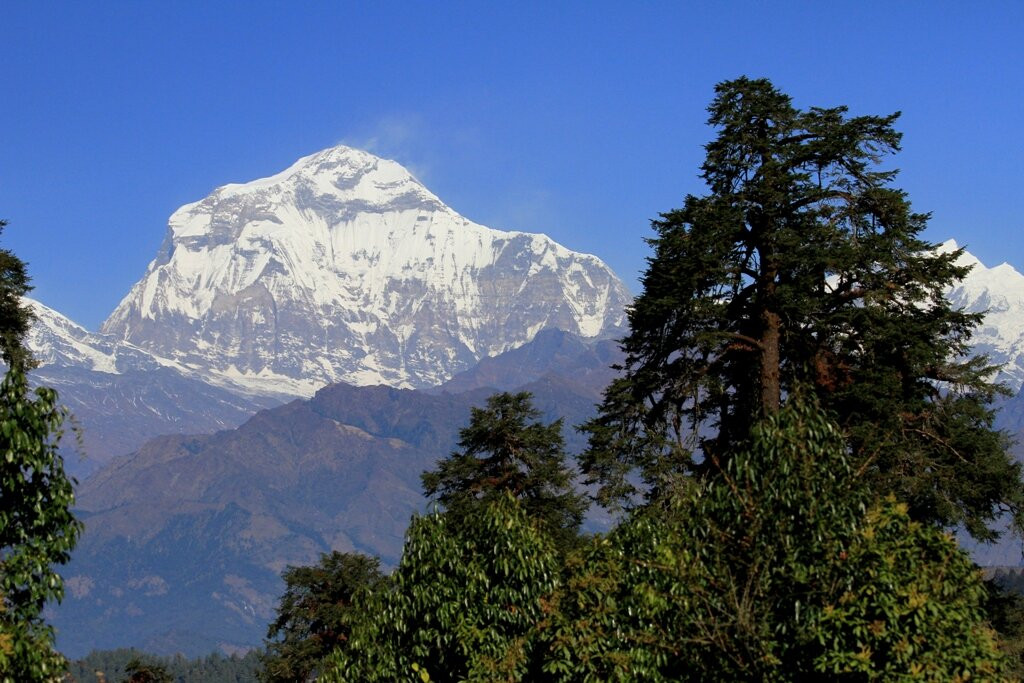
941,239 -> 1024,393
100,146 -> 631,397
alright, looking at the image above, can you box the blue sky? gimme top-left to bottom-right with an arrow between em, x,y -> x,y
2,2 -> 1022,330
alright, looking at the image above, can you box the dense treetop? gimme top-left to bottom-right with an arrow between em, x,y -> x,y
581,77 -> 1021,541
421,391 -> 587,552
67,648 -> 260,683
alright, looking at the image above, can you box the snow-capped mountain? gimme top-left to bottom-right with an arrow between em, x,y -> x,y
27,297 -> 180,375
101,146 -> 631,397
24,299 -> 275,477
941,239 -> 1024,393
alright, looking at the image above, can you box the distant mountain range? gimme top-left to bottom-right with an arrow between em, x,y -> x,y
942,239 -> 1024,393
52,333 -> 617,657
23,145 -> 627,656
20,145 -> 1024,657
27,299 -> 279,478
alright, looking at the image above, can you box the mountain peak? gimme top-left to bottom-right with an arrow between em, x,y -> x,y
944,245 -> 1024,392
304,143 -> 400,169
200,144 -> 441,216
102,145 -> 631,397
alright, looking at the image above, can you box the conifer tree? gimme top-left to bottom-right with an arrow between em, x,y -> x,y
0,219 -> 35,371
422,391 -> 587,551
260,552 -> 384,683
581,78 -> 1022,540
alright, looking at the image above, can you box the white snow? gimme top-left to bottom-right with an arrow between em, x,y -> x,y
99,144 -> 631,396
942,241 -> 1024,392
26,224 -> 1024,403
25,298 -> 196,379
31,138 -> 1023,405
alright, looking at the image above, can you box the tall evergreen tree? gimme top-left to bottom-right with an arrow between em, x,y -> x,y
0,219 -> 35,371
581,78 -> 1021,540
260,551 -> 384,683
422,391 -> 587,551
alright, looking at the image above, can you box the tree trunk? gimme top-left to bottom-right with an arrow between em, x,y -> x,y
761,308 -> 781,414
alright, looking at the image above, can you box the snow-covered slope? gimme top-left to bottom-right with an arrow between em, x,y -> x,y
23,299 -> 274,477
101,146 -> 631,397
27,297 -> 178,375
940,239 -> 1024,393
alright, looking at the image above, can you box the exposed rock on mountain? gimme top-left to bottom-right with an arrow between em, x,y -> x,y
436,326 -> 623,397
25,144 -> 1024,657
21,145 -> 632,473
27,297 -> 177,375
36,365 -> 276,478
24,300 -> 273,477
101,146 -> 631,396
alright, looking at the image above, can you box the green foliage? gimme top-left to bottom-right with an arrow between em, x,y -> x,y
315,80 -> 1015,680
421,391 -> 587,552
982,575 -> 1024,677
316,396 -> 1009,680
546,396 -> 1009,680
813,501 -> 1006,680
0,219 -> 35,371
322,495 -> 560,682
581,77 -> 1020,541
67,648 -> 262,682
259,552 -> 384,682
0,221 -> 79,681
0,365 -> 81,682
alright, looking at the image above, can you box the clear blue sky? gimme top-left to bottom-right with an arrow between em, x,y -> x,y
2,2 -> 1022,330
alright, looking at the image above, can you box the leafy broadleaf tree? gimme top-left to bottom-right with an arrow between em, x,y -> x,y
581,78 -> 1021,540
320,396 -> 1010,680
259,551 -> 384,683
0,222 -> 81,682
422,391 -> 587,551
546,395 -> 1010,680
322,495 -> 560,682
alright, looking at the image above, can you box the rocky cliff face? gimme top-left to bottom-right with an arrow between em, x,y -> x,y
27,297 -> 176,375
101,146 -> 631,396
